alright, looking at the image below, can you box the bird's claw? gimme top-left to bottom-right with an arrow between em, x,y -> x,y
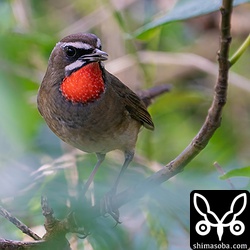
100,190 -> 121,224
66,211 -> 90,238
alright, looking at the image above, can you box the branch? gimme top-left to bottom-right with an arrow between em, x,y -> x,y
0,238 -> 45,250
65,0 -> 234,220
69,0 -> 234,220
0,206 -> 41,241
41,196 -> 88,246
40,196 -> 70,250
0,198 -> 88,249
107,0 -> 234,211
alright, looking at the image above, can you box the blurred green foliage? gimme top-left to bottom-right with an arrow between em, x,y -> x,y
0,0 -> 249,249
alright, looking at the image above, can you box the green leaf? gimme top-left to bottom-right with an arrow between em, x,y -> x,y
220,166 -> 250,179
135,0 -> 250,39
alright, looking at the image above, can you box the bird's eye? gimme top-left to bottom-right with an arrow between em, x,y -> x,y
65,46 -> 77,57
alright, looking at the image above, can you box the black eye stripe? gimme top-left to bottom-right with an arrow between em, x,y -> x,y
80,48 -> 93,54
64,46 -> 94,58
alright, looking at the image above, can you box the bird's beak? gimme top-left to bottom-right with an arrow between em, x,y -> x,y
82,49 -> 108,62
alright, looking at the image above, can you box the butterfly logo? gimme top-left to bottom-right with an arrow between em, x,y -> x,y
193,192 -> 247,241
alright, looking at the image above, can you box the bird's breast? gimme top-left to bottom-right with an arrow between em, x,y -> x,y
38,83 -> 141,154
60,62 -> 105,103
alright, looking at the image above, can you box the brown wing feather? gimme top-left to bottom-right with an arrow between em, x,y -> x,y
105,70 -> 154,130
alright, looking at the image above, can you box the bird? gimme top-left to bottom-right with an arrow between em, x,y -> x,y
37,33 -> 168,219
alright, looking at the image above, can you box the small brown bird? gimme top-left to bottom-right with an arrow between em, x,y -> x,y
37,33 -> 168,217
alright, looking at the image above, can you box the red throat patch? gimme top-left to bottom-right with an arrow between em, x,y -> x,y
60,62 -> 105,103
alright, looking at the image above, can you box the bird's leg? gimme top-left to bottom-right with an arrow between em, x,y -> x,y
101,150 -> 134,222
82,153 -> 105,195
112,150 -> 134,195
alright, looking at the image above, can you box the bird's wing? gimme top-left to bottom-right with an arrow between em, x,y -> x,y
106,71 -> 154,130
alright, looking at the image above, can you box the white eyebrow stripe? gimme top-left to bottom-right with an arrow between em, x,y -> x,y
65,60 -> 84,74
61,42 -> 92,50
96,38 -> 102,49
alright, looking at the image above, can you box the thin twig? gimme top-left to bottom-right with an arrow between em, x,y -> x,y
213,162 -> 235,190
0,238 -> 46,249
229,34 -> 250,66
0,205 -> 41,241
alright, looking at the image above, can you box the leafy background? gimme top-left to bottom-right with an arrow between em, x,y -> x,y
0,0 -> 249,249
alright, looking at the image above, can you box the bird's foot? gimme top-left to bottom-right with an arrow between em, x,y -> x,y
66,211 -> 90,239
100,189 -> 121,224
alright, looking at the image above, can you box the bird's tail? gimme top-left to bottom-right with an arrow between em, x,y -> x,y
136,84 -> 171,107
